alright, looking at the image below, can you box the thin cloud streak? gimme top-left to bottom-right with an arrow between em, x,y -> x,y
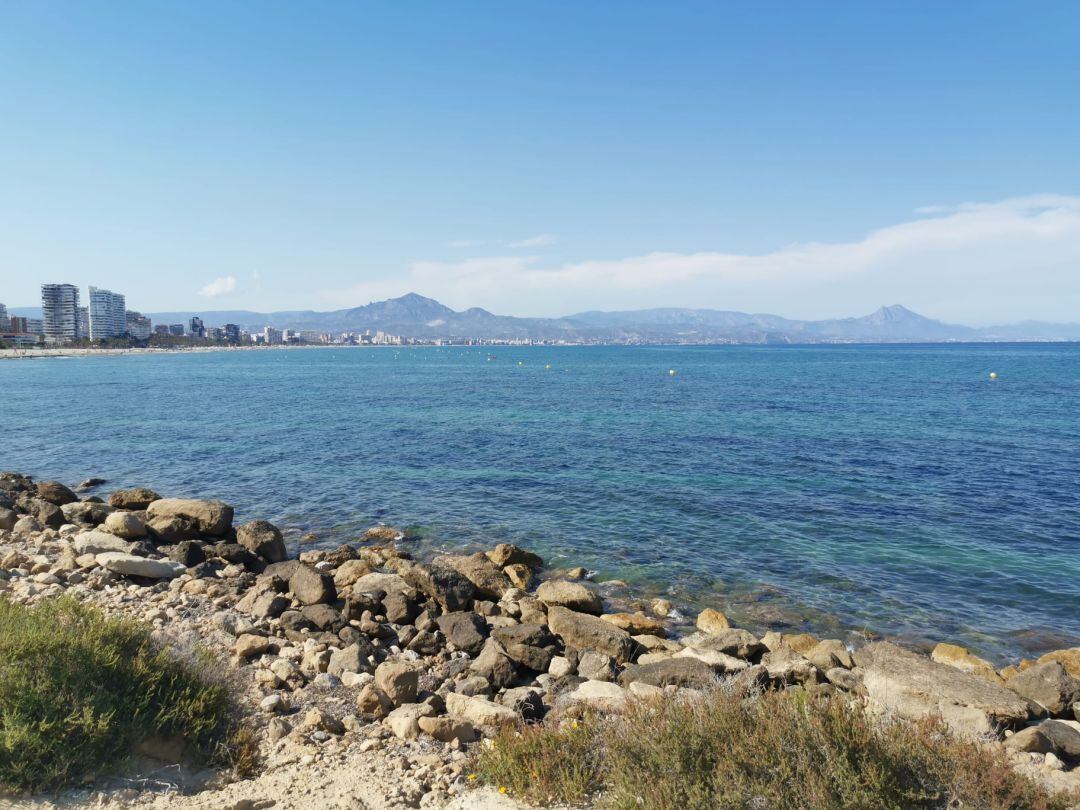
323,195 -> 1080,323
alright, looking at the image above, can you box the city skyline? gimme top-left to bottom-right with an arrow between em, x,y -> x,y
1,4 -> 1078,324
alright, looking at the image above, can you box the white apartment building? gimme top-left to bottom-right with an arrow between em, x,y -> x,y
41,283 -> 81,343
125,311 -> 152,340
88,286 -> 127,340
0,303 -> 9,332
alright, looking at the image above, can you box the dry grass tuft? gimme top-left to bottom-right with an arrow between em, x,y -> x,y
472,686 -> 1077,809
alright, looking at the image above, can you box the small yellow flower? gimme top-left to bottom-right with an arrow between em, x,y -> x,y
499,786 -> 507,794
467,773 -> 476,781
570,719 -> 579,729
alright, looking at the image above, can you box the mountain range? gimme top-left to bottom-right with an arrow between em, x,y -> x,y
10,293 -> 1080,343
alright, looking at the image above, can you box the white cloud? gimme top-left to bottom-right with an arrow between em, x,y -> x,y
323,195 -> 1080,323
199,275 -> 238,298
507,233 -> 556,248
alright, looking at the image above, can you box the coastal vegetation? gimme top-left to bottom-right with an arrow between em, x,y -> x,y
0,597 -> 253,793
473,688 -> 1074,809
0,471 -> 1078,806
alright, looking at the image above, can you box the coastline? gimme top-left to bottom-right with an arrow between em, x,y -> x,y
2,471 -> 1079,807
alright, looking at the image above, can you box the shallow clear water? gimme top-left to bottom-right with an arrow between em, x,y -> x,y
2,344 -> 1078,661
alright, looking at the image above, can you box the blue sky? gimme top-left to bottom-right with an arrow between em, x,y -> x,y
1,1 -> 1078,323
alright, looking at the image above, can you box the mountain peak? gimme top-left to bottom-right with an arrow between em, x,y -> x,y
866,304 -> 922,323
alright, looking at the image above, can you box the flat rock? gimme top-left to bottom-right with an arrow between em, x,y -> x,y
96,552 -> 185,580
619,657 -> 720,689
547,605 -> 635,663
674,647 -> 749,673
74,530 -> 133,556
931,643 -> 1002,684
561,680 -> 629,711
445,692 -> 519,726
601,612 -> 666,637
853,642 -> 1030,737
684,628 -> 765,659
536,580 -> 603,614
109,487 -> 161,510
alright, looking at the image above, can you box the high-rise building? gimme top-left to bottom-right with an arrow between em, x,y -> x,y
189,316 -> 205,338
0,303 -> 8,332
88,287 -> 127,340
126,311 -> 152,340
168,323 -> 185,336
77,307 -> 90,340
8,316 -> 28,333
224,324 -> 241,343
26,318 -> 44,334
154,324 -> 170,335
263,326 -> 283,345
41,284 -> 81,343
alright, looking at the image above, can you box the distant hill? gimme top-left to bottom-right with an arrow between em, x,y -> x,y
8,295 -> 1080,343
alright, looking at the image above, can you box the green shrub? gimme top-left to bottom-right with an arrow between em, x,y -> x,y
472,687 -> 1077,809
0,597 -> 253,793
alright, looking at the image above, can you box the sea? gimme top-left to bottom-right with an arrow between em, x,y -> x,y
2,343 -> 1078,662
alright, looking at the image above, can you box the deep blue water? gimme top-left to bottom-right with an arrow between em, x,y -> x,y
2,344 -> 1079,661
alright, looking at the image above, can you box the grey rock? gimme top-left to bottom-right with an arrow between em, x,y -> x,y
547,605 -> 635,663
74,530 -> 133,556
146,497 -> 233,539
289,564 -> 337,605
436,611 -> 489,655
236,520 -> 288,563
618,657 -> 719,689
853,642 -> 1030,737
36,480 -> 79,506
1006,661 -> 1080,716
96,552 -> 185,579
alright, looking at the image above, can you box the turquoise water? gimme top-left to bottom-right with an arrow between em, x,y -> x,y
2,344 -> 1078,661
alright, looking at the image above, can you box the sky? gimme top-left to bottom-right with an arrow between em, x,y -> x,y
1,1 -> 1079,325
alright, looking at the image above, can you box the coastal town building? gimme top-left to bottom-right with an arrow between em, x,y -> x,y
224,324 -> 241,343
77,307 -> 90,339
41,283 -> 81,344
168,324 -> 185,336
126,311 -> 152,340
153,324 -> 169,336
189,316 -> 205,338
263,326 -> 283,345
0,303 -> 8,332
88,286 -> 127,340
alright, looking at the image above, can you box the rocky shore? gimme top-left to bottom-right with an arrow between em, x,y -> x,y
1,471 -> 1079,808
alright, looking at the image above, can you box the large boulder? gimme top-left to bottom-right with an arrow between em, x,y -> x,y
1039,720 -> 1080,758
436,612 -> 489,655
61,500 -> 115,526
146,498 -> 233,541
74,530 -> 133,555
1036,649 -> 1080,680
853,642 -> 1030,737
486,544 -> 543,570
684,628 -> 765,659
374,660 -> 418,706
96,552 -> 185,579
931,643 -> 1002,684
36,480 -> 78,506
536,580 -> 603,614
103,511 -> 147,539
398,561 -> 475,612
695,608 -> 731,635
19,497 -> 63,529
433,553 -> 513,600
289,564 -> 337,605
470,639 -> 519,688
618,657 -> 720,689
601,612 -> 666,637
0,507 -> 16,531
1006,661 -> 1080,716
236,520 -> 288,563
109,488 -> 161,511
547,605 -> 635,663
